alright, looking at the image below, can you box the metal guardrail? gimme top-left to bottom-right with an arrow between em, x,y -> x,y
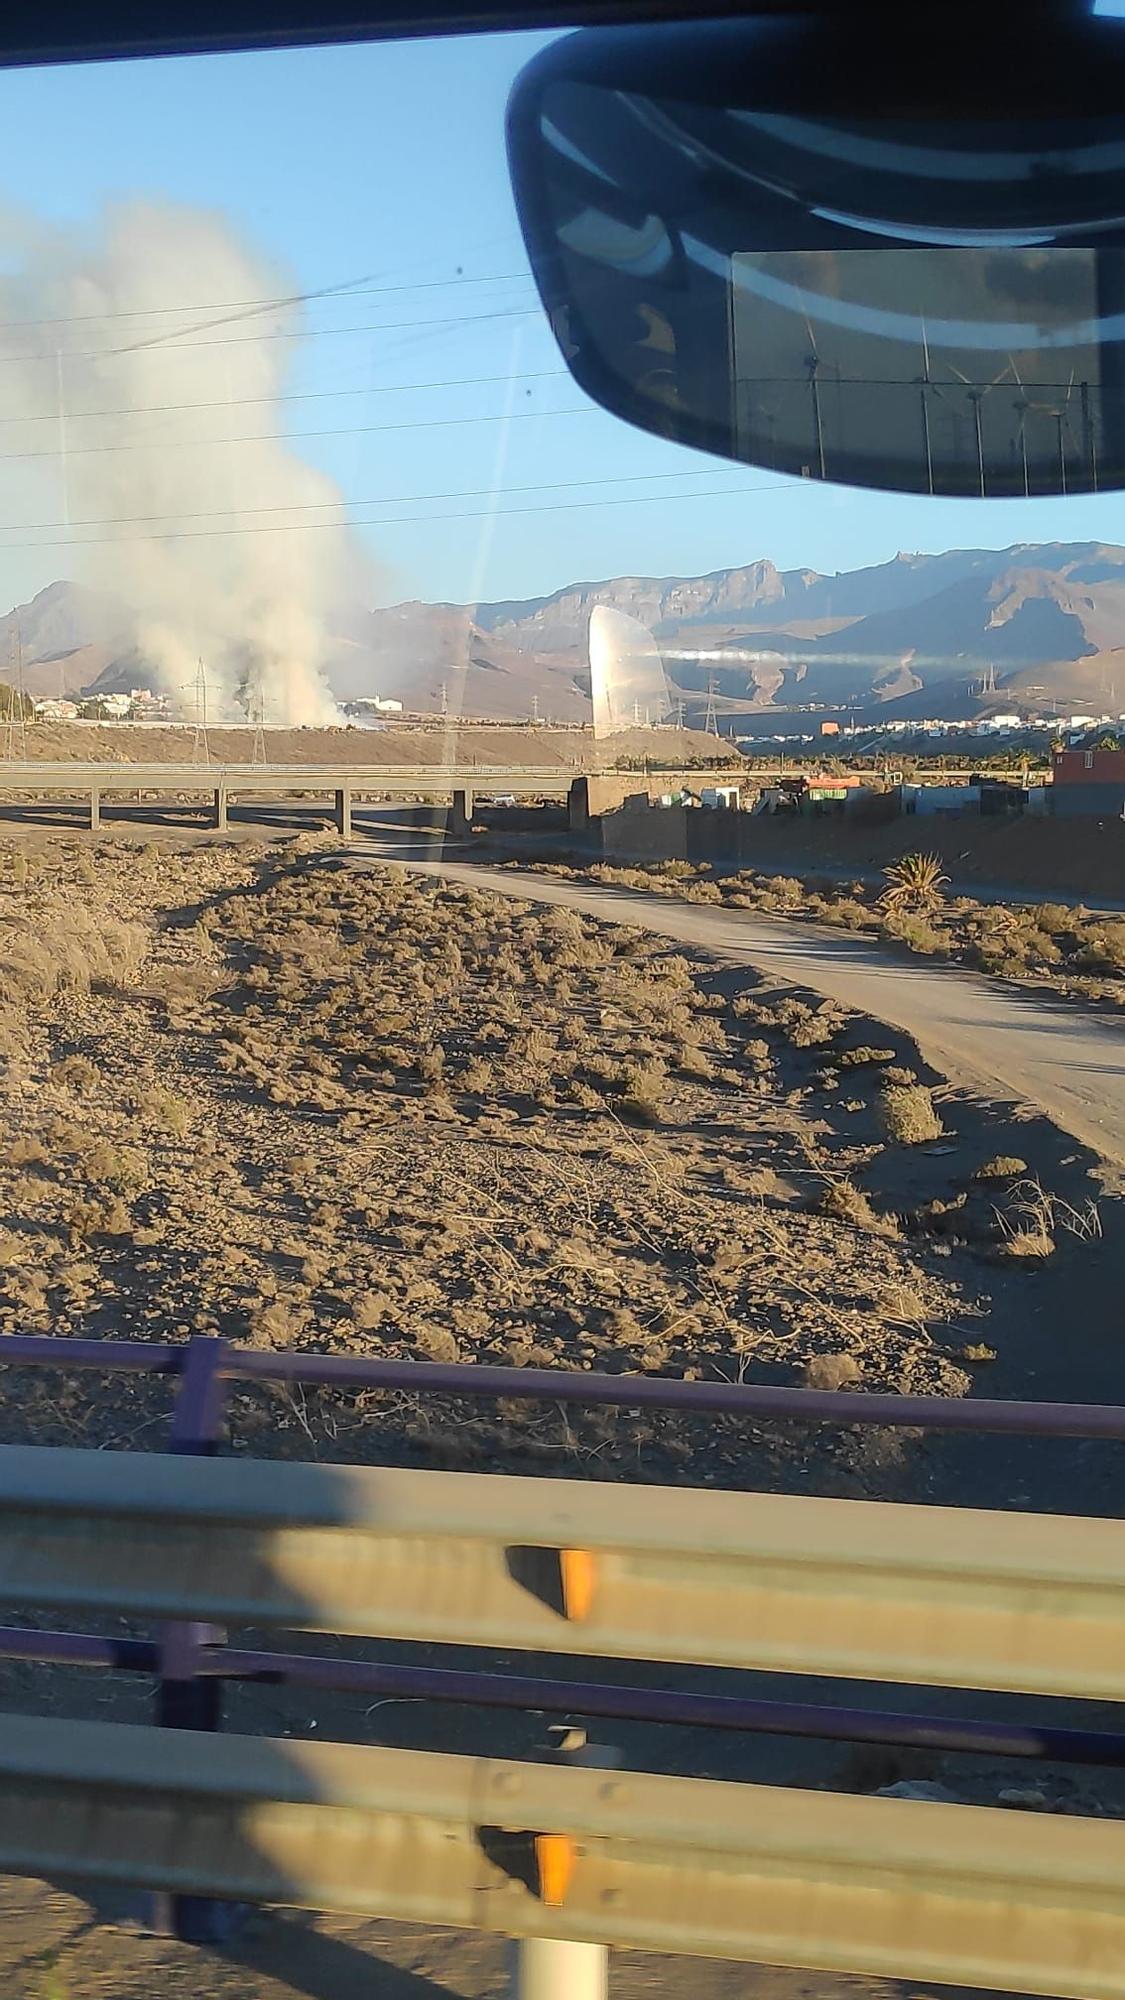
0,1332 -> 1122,1978
3,1442 -> 1124,1698
0,760 -> 577,795
0,1712 -> 1123,1996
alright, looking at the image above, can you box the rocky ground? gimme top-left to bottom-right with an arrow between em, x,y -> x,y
0,826 -> 1055,1487
0,827 -> 1116,1999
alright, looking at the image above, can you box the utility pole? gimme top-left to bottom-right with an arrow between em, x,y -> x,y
440,680 -> 449,720
703,672 -> 719,737
247,662 -> 267,767
190,659 -> 210,767
4,627 -> 27,762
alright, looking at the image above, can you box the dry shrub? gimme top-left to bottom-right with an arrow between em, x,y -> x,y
973,1154 -> 1028,1181
803,1353 -> 862,1390
249,1301 -> 309,1347
353,1293 -> 390,1331
880,911 -> 952,958
674,1043 -> 714,1080
788,1012 -> 838,1048
838,1046 -> 895,1068
50,1054 -> 100,1094
995,1177 -> 1100,1260
64,1196 -> 131,1240
80,1143 -> 147,1192
132,1085 -> 193,1136
0,1230 -> 30,1267
824,898 -> 873,930
0,905 -> 148,1002
415,1324 -> 460,1363
876,1283 -> 928,1326
817,1180 -> 896,1236
879,1084 -> 943,1145
1003,1226 -> 1056,1259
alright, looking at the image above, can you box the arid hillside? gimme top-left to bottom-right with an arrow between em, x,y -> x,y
3,719 -> 716,768
0,829 -> 1043,1489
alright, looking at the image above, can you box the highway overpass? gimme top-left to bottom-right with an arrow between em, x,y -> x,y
0,761 -> 578,833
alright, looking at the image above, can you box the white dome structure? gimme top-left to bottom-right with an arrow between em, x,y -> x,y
589,605 -> 671,740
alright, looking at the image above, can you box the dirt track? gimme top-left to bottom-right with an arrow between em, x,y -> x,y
381,846 -> 1125,1167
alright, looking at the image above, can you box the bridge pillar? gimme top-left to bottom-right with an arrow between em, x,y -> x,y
212,784 -> 228,831
89,785 -> 101,833
334,785 -> 352,838
567,777 -> 591,832
450,787 -> 474,835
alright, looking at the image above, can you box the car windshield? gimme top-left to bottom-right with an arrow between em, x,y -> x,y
0,19 -> 1120,1997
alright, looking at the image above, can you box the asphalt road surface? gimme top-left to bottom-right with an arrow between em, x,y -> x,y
373,841 -> 1125,1166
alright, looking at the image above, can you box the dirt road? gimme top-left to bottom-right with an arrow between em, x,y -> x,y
378,842 -> 1125,1166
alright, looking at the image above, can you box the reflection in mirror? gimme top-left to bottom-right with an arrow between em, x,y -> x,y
508,19 -> 1125,497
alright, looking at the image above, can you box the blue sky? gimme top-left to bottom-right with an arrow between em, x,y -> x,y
0,30 -> 1119,614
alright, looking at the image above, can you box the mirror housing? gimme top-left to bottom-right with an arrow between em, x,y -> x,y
507,13 -> 1125,497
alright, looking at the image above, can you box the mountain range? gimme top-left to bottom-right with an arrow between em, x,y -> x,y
6,540 -> 1125,725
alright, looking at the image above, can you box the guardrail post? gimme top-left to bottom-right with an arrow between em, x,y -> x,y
510,1725 -> 613,2000
145,1335 -> 233,1942
334,785 -> 352,837
212,783 -> 228,831
88,785 -> 100,832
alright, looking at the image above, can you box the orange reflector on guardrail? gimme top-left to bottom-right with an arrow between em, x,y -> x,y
533,1832 -> 576,1908
558,1549 -> 596,1622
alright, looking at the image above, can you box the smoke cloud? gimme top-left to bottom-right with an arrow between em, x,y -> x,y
0,200 -> 376,724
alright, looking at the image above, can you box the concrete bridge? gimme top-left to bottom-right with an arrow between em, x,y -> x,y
0,761 -> 579,834
0,763 -> 759,836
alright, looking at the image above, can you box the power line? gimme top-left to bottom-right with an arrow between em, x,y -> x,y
0,267 -> 532,336
0,400 -> 596,464
0,303 -> 540,369
0,478 -> 802,554
114,277 -> 536,357
0,367 -> 569,429
0,463 -> 750,535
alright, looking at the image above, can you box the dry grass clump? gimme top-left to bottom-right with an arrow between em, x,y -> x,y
994,1177 -> 1101,1261
816,1180 -> 897,1237
879,909 -> 952,958
879,1083 -> 943,1145
130,1085 -> 193,1135
0,903 -> 148,1002
973,1154 -> 1029,1181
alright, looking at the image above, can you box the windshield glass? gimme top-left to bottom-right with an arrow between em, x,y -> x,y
0,22 -> 1120,1996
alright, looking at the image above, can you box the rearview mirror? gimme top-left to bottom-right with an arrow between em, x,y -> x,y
507,14 -> 1125,498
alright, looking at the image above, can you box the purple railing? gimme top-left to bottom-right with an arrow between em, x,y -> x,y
0,1329 -> 1122,1939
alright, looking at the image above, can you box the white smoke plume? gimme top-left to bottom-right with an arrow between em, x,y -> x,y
0,200 -> 376,724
